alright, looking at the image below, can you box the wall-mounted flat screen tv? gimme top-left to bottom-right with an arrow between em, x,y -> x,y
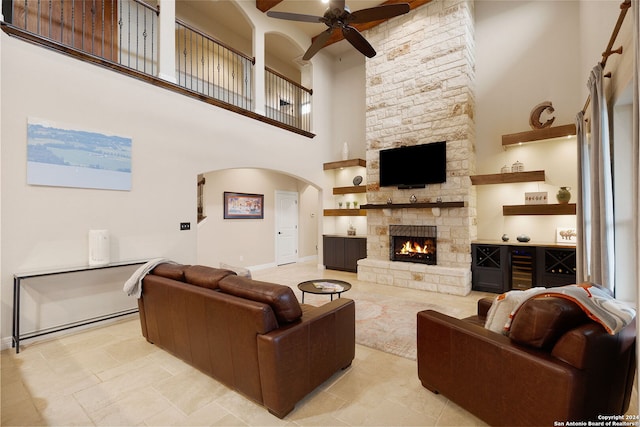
379,141 -> 446,188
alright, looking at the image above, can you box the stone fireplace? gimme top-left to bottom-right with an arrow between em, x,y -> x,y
389,225 -> 437,265
356,0 -> 476,296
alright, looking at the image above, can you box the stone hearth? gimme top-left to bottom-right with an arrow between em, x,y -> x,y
357,0 -> 476,296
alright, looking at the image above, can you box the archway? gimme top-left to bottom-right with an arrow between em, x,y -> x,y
196,167 -> 320,271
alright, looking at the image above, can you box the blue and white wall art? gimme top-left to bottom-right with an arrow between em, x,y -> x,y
27,118 -> 132,191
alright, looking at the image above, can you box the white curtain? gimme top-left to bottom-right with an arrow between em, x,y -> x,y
633,0 -> 639,303
577,64 -> 616,293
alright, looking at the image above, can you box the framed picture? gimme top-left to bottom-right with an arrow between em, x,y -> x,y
27,117 -> 132,191
224,192 -> 264,219
556,227 -> 577,244
524,191 -> 548,205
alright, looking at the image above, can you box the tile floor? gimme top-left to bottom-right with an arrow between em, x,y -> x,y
1,261 -> 637,426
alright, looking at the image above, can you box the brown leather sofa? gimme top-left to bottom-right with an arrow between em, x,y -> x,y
137,263 -> 355,418
417,295 -> 636,426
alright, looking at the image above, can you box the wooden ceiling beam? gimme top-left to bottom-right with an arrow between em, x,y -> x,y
256,0 -> 283,13
315,0 -> 432,47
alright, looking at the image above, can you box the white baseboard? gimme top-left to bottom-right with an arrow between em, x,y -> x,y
247,262 -> 278,272
0,336 -> 13,352
248,256 -> 317,272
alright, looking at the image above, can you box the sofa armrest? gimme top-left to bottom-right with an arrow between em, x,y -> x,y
256,298 -> 355,418
417,309 -> 586,426
477,296 -> 494,318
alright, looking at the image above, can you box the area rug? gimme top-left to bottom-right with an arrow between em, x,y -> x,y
300,290 -> 463,361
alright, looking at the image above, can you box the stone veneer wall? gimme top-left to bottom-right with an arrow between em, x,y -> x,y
357,0 -> 477,296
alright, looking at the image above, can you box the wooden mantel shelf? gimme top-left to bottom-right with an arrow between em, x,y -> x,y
503,203 -> 576,216
502,124 -> 576,147
470,170 -> 546,185
323,159 -> 366,170
323,209 -> 366,216
361,201 -> 465,209
333,186 -> 366,195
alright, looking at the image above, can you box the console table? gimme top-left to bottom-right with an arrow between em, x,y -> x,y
12,260 -> 147,353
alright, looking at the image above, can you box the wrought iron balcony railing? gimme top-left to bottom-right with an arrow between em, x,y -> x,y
2,0 -> 313,136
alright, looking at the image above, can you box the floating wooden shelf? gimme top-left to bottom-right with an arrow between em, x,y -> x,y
503,203 -> 576,216
333,186 -> 366,195
323,158 -> 366,170
470,170 -> 546,185
323,209 -> 366,216
502,124 -> 576,147
361,201 -> 465,209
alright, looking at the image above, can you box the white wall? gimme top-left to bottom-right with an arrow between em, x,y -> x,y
196,168 -> 318,269
0,28 -> 334,344
475,1 -> 582,243
331,50 -> 367,160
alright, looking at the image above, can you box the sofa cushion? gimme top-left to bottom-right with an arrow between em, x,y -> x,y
151,263 -> 189,281
184,265 -> 236,290
509,296 -> 589,349
219,275 -> 302,323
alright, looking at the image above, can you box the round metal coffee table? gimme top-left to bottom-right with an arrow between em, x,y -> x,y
297,279 -> 351,303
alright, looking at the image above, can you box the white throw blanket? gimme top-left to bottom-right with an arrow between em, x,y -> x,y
485,284 -> 636,335
123,258 -> 177,298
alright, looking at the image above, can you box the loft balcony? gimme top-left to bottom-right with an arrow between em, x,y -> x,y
1,0 -> 314,137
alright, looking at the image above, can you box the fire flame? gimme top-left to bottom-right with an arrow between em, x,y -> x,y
399,240 -> 433,254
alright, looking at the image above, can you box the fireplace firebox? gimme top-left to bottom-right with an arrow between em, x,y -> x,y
389,225 -> 437,265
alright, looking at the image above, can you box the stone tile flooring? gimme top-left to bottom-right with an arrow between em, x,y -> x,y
1,261 -> 637,426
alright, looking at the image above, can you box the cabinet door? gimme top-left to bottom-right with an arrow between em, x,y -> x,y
536,247 -> 576,287
345,238 -> 366,272
323,236 -> 345,270
472,244 -> 508,293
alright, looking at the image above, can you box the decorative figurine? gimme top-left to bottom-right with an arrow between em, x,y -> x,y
529,101 -> 556,130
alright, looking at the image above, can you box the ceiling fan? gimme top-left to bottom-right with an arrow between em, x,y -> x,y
266,0 -> 410,60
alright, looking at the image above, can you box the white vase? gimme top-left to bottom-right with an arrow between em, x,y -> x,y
341,141 -> 349,160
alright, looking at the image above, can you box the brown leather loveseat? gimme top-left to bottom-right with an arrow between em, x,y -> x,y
417,295 -> 636,426
137,263 -> 355,418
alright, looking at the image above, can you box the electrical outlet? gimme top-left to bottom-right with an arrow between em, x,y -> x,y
180,222 -> 191,231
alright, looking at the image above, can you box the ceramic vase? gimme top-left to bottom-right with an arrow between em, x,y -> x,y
341,142 -> 349,160
556,187 -> 571,204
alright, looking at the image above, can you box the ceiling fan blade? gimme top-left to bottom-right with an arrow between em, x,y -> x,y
349,3 -> 410,24
342,26 -> 376,58
302,28 -> 335,60
266,10 -> 324,24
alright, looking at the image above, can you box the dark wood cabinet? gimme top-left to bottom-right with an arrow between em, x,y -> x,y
472,244 -> 510,293
472,243 -> 576,293
323,235 -> 366,273
536,246 -> 577,287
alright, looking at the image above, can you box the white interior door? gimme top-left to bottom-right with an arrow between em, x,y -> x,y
275,191 -> 299,266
